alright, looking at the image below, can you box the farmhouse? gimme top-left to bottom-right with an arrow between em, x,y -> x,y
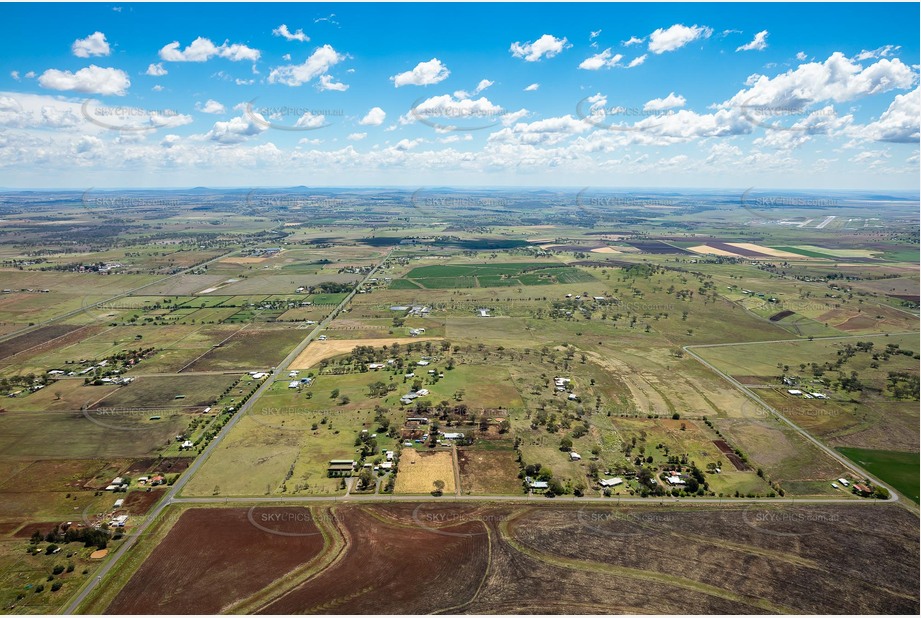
113,499 -> 124,508
406,417 -> 430,425
666,475 -> 685,485
569,452 -> 582,461
109,515 -> 128,527
787,389 -> 803,395
441,432 -> 464,440
525,476 -> 549,491
288,381 -> 299,388
477,308 -> 491,317
327,459 -> 356,477
599,477 -> 623,488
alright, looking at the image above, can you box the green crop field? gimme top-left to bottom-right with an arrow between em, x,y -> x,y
837,447 -> 920,503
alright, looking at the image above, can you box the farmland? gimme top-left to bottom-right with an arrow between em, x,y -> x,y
71,502 -> 920,615
0,187 -> 915,614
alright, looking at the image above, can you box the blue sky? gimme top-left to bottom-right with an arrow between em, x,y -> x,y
0,2 -> 918,189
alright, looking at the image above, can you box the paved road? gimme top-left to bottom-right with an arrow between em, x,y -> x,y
0,250 -> 237,344
686,331 -> 919,349
682,341 -> 911,509
170,493 -> 878,506
64,250 -> 392,614
64,260 -> 915,612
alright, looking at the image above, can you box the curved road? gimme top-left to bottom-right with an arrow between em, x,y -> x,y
64,264 -> 915,613
64,250 -> 392,614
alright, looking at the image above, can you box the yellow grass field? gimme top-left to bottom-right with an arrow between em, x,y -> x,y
590,246 -> 622,254
289,336 -> 442,370
394,449 -> 456,494
218,256 -> 270,264
687,245 -> 741,257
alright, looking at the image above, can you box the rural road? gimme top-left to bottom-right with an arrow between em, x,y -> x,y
0,249 -> 237,344
63,257 -> 914,613
169,492 -> 881,506
682,336 -> 918,509
64,249 -> 392,614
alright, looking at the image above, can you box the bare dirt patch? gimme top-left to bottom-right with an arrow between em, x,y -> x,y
257,505 -> 488,614
290,336 -> 441,370
458,447 -> 522,495
106,507 -> 325,614
121,489 -> 165,515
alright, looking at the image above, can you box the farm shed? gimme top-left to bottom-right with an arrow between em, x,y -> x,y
327,460 -> 356,478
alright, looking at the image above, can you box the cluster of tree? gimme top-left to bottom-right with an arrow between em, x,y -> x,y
887,372 -> 920,400
307,282 -> 354,294
354,432 -> 378,458
31,525 -> 110,550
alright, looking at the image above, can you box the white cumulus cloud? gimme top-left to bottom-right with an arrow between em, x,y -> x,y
644,92 -> 686,111
736,30 -> 769,52
579,49 -> 624,70
648,24 -> 712,54
509,34 -> 569,62
146,63 -> 167,76
273,24 -> 309,42
159,37 -> 260,62
72,32 -> 111,58
197,99 -> 225,114
268,45 -> 345,86
38,65 -> 130,96
391,58 -> 450,87
359,107 -> 386,126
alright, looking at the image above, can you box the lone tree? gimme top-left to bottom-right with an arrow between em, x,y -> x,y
559,436 -> 573,451
432,479 -> 445,496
